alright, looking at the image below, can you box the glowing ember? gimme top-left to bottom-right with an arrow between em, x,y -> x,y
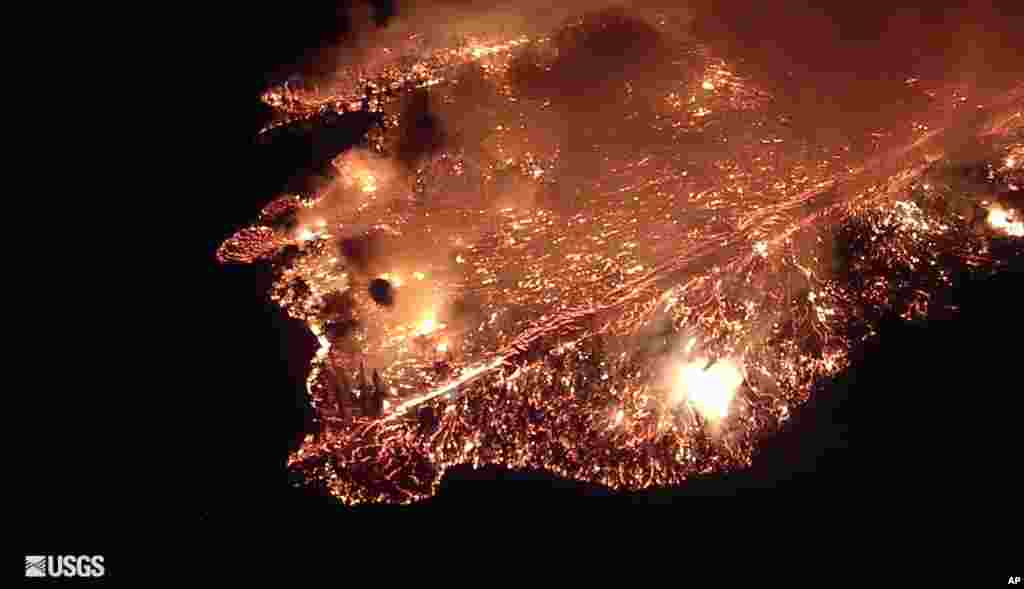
613,409 -> 625,427
380,273 -> 403,287
672,357 -> 745,423
684,338 -> 697,354
334,151 -> 389,196
987,206 -> 1024,237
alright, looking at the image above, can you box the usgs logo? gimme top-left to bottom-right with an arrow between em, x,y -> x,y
25,555 -> 105,578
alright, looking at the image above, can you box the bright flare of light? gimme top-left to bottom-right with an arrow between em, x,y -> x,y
360,174 -> 378,194
701,80 -> 715,91
416,314 -> 443,336
380,272 -> 403,287
385,357 -> 505,419
672,357 -> 744,423
297,228 -> 315,242
987,206 -> 1024,237
335,151 -> 384,194
413,271 -> 426,280
436,341 -> 449,353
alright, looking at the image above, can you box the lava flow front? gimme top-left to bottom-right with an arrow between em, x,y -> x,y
220,7 -> 1024,504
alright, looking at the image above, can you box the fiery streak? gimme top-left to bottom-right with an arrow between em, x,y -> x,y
223,12 -> 1024,504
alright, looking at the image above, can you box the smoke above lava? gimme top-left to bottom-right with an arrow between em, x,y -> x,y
223,2 -> 1024,504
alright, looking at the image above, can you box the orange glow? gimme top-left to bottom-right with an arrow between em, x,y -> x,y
416,314 -> 443,336
672,357 -> 744,423
360,174 -> 378,194
334,152 -> 384,195
987,206 -> 1024,237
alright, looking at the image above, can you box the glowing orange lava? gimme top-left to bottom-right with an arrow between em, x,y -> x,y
672,357 -> 745,423
221,11 -> 1024,504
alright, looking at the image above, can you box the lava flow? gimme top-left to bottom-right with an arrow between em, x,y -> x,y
221,7 -> 1024,504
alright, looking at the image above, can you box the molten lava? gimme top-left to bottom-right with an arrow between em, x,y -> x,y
220,7 -> 1024,504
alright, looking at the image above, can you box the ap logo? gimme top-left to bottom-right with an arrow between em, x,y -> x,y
25,556 -> 46,578
1009,577 -> 1021,585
